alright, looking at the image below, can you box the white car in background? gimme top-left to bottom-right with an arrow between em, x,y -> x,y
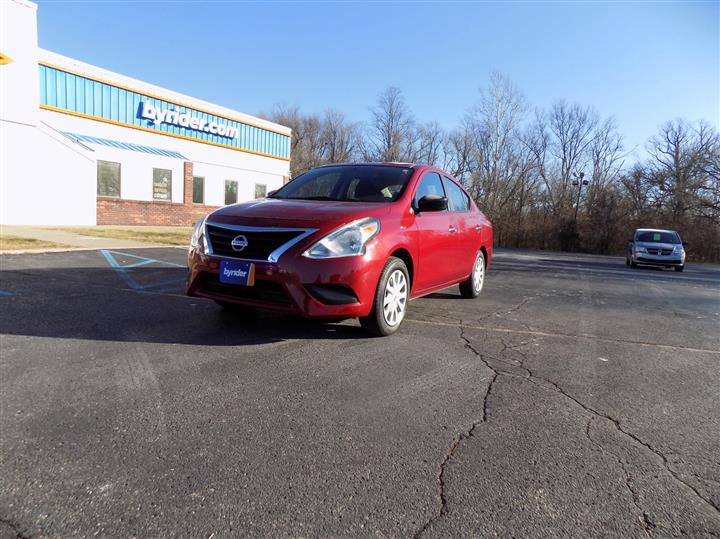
627,228 -> 687,272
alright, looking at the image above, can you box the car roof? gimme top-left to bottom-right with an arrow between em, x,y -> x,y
311,162 -> 465,188
316,162 -> 418,169
635,228 -> 679,233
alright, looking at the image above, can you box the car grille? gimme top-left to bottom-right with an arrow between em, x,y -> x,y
206,224 -> 306,260
197,273 -> 292,305
646,248 -> 673,256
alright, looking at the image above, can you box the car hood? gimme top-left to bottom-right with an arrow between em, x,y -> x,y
207,198 -> 392,227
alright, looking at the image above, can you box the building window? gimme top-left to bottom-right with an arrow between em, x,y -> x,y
153,168 -> 172,201
225,180 -> 238,205
97,160 -> 120,197
254,183 -> 267,199
193,176 -> 204,204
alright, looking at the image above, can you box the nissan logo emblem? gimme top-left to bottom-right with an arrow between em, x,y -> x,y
231,235 -> 249,252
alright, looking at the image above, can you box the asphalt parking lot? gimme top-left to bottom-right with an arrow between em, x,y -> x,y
1,248 -> 719,538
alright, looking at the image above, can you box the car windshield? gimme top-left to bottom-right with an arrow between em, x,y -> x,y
636,231 -> 680,243
271,165 -> 414,203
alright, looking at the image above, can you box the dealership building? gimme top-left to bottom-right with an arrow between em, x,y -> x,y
1,0 -> 291,226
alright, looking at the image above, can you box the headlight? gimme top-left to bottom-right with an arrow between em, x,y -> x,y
673,245 -> 684,254
302,217 -> 380,259
190,217 -> 207,253
636,246 -> 647,253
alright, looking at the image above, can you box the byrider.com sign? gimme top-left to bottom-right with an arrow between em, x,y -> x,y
140,101 -> 239,139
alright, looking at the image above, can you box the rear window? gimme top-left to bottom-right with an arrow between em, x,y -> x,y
636,231 -> 680,243
272,165 -> 413,203
443,176 -> 471,212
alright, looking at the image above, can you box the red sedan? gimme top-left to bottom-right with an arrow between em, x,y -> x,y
187,163 -> 493,335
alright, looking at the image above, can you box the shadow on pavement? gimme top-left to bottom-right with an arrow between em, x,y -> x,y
0,265 -> 369,346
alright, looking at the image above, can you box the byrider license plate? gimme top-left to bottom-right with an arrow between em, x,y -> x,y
219,260 -> 255,286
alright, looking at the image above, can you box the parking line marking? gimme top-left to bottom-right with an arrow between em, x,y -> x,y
0,290 -> 15,297
100,250 -> 187,292
406,318 -> 720,355
100,250 -> 185,268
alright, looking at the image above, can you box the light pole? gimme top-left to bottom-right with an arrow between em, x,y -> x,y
572,171 -> 588,224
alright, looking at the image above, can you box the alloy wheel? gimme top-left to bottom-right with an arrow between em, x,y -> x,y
382,269 -> 408,327
473,254 -> 485,293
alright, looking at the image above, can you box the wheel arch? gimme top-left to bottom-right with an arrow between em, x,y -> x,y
389,247 -> 415,290
480,245 -> 489,269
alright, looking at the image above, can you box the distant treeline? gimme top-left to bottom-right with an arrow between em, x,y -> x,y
263,73 -> 720,262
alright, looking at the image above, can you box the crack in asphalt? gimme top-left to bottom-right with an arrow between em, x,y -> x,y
476,296 -> 535,326
415,323 -> 720,537
497,344 -> 720,519
412,327 -> 499,539
406,318 -> 720,355
522,370 -> 720,518
585,417 -> 657,537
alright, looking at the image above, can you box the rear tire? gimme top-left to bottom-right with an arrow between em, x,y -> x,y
630,260 -> 637,268
675,265 -> 684,272
459,251 -> 486,299
359,257 -> 409,337
625,257 -> 630,266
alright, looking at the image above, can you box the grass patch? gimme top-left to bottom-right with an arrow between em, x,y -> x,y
54,227 -> 193,246
0,235 -> 72,251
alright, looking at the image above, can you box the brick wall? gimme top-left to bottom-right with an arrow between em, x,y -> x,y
96,161 -> 220,225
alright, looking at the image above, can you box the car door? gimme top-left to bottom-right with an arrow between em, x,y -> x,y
412,171 -> 457,293
442,176 -> 480,281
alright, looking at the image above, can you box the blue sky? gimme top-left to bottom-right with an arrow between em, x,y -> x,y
36,1 -> 718,161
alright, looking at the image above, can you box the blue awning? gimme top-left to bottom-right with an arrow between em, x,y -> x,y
62,132 -> 187,159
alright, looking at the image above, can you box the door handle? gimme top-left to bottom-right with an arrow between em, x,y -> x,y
448,226 -> 457,233
475,225 -> 483,232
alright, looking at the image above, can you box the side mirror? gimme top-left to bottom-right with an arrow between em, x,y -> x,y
417,195 -> 448,213
682,241 -> 688,247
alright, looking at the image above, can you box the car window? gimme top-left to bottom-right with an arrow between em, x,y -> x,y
272,165 -> 413,202
280,171 -> 342,199
636,231 -> 680,243
413,172 -> 445,207
443,176 -> 471,212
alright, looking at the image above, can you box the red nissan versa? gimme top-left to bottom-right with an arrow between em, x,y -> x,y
186,163 -> 493,336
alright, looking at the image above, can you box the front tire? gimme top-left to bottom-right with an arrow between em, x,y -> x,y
675,265 -> 684,272
359,257 -> 409,337
459,251 -> 485,299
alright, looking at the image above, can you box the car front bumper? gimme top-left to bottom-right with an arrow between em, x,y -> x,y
186,248 -> 386,318
634,255 -> 684,266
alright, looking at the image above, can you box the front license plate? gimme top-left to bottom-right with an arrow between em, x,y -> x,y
219,260 -> 255,286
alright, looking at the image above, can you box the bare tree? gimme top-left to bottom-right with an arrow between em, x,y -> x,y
321,109 -> 358,164
365,87 -> 416,162
264,106 -> 360,176
413,121 -> 445,166
264,105 -> 323,176
443,121 -> 476,181
645,119 -> 720,225
540,101 -> 599,216
463,73 -> 537,245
